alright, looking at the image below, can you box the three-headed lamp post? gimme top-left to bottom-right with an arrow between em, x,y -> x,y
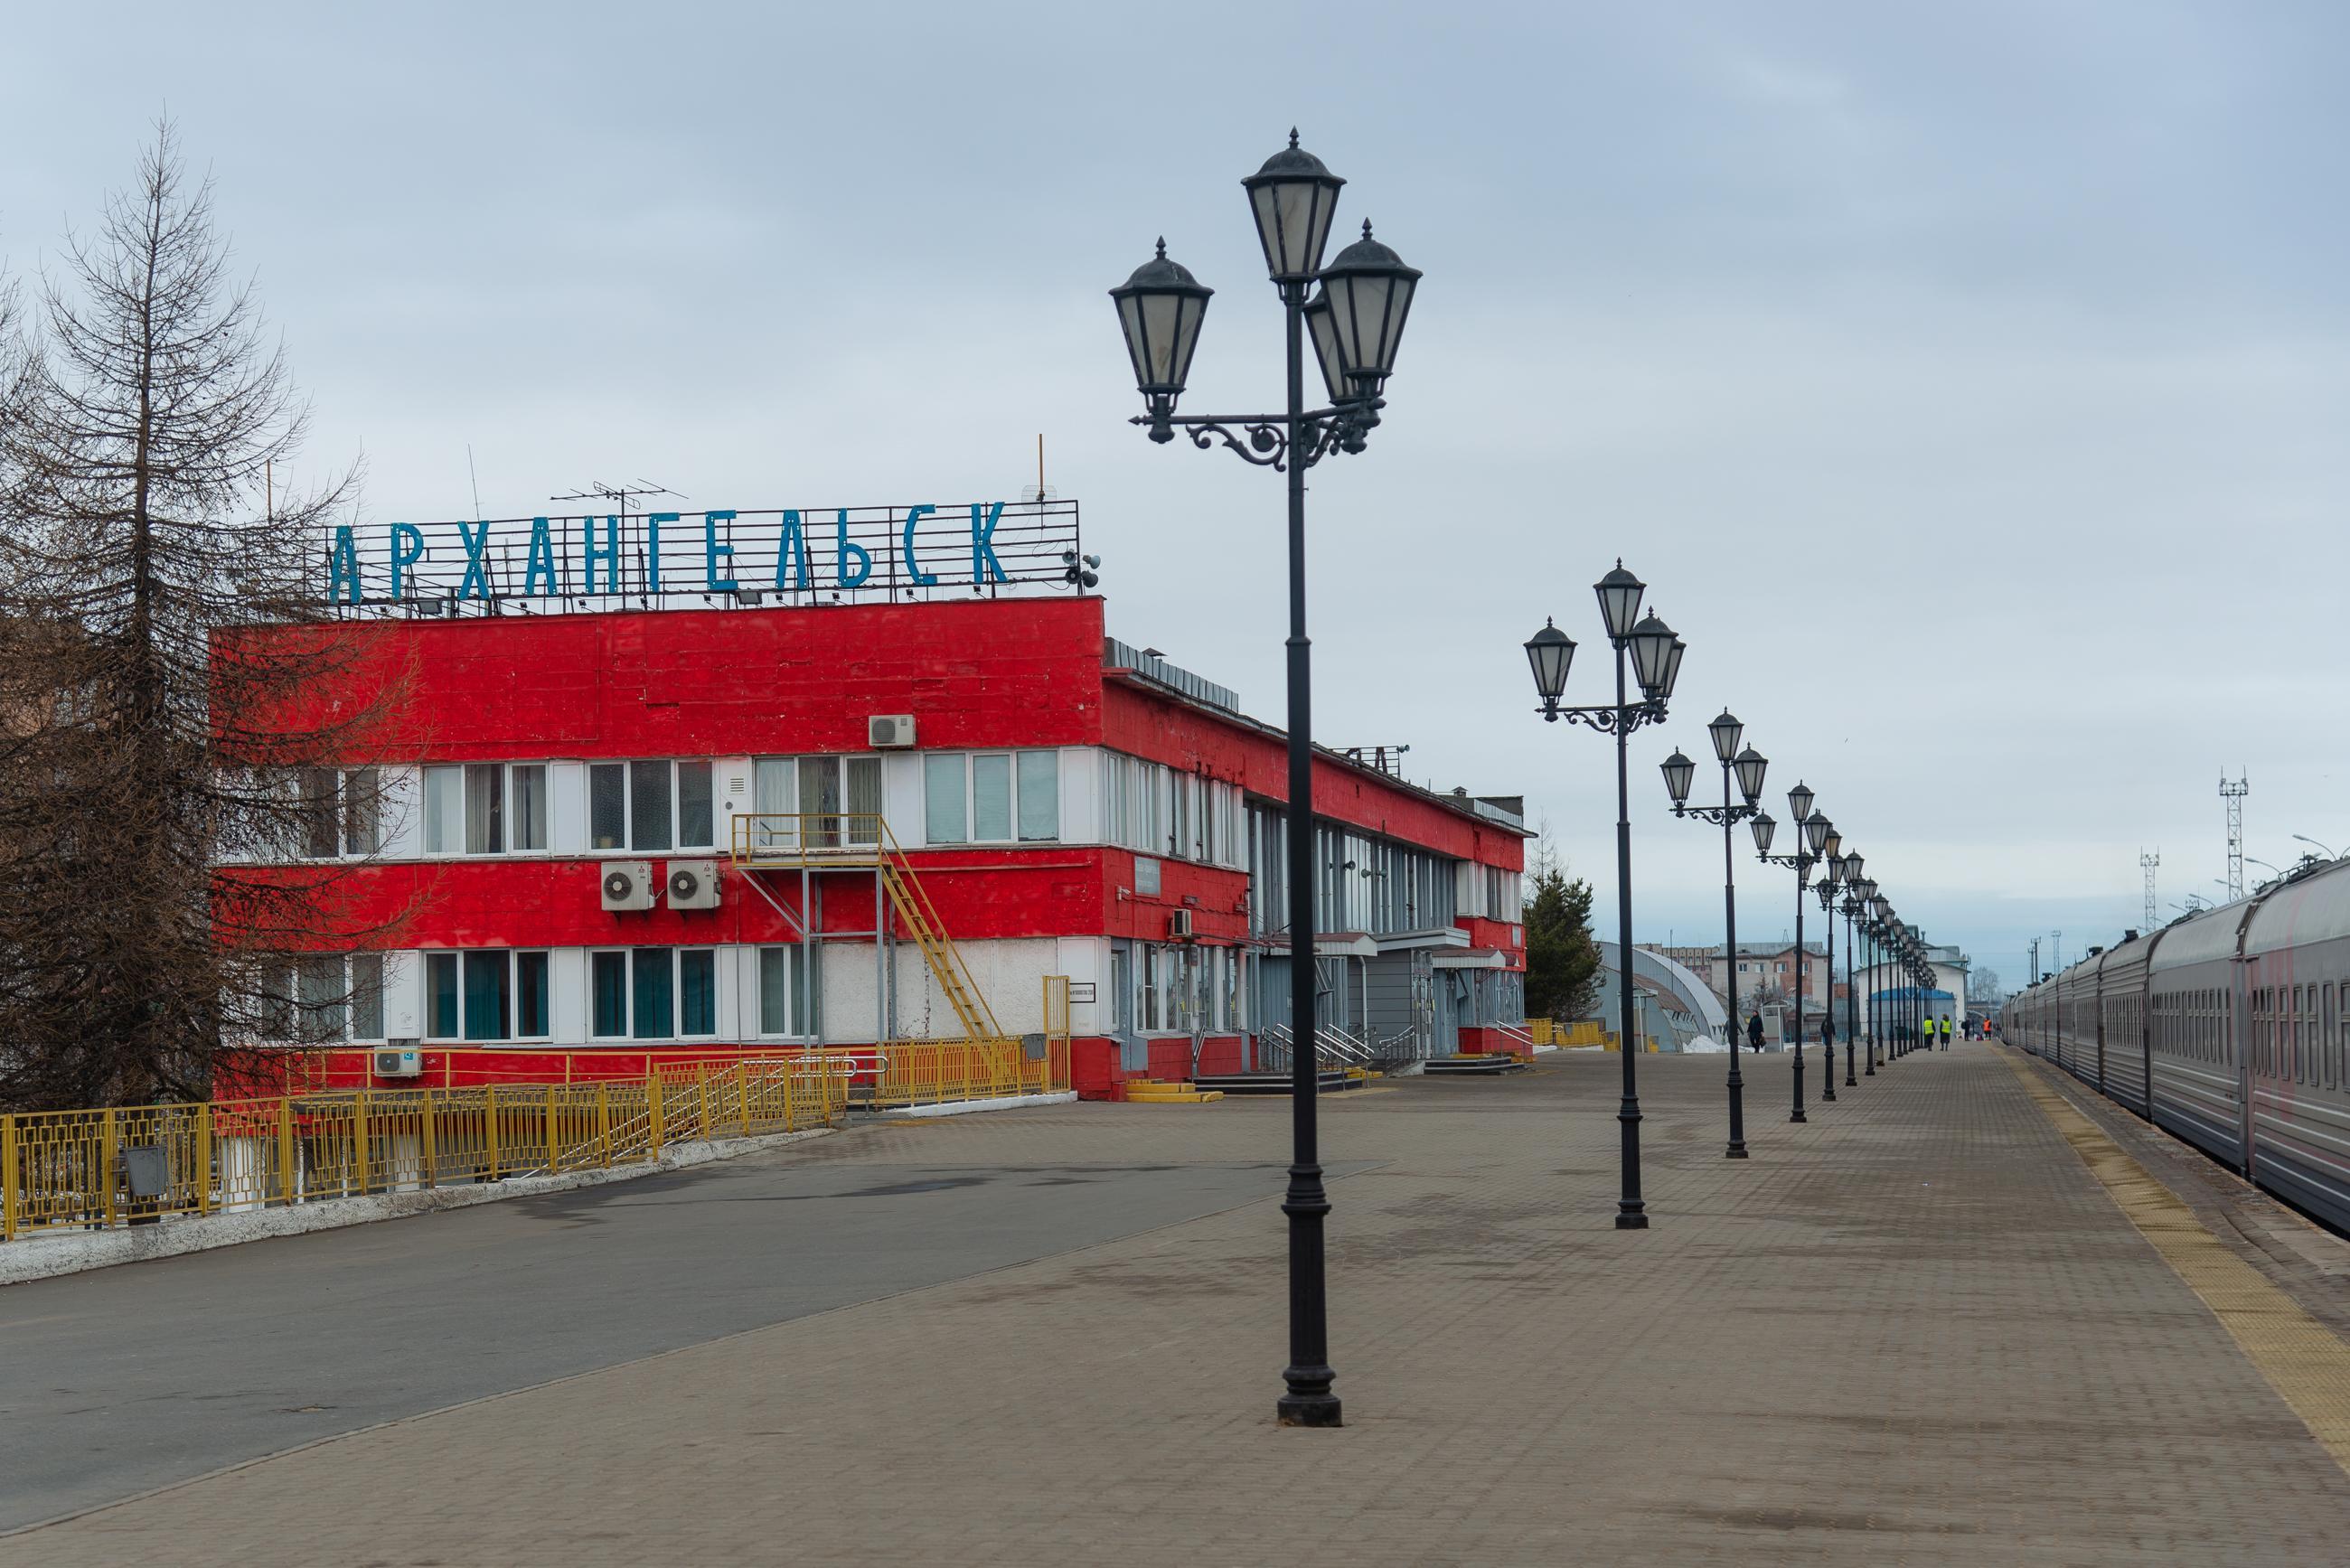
1113,130 -> 1424,1430
1660,715 -> 1767,1158
1525,569 -> 1682,1227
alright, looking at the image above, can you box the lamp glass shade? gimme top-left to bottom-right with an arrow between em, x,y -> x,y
1593,562 -> 1644,641
1659,637 -> 1687,701
1820,824 -> 1843,859
1844,851 -> 1865,882
1750,811 -> 1777,859
1110,241 -> 1213,396
1660,749 -> 1697,806
1707,709 -> 1743,764
1302,287 -> 1354,405
1627,613 -> 1676,697
1523,620 -> 1574,704
1733,746 -> 1768,803
1827,851 -> 1847,885
1803,812 -> 1832,857
1786,780 -> 1815,822
1320,221 -> 1421,392
1242,133 -> 1346,281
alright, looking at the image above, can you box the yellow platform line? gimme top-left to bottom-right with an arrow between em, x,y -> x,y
1999,1046 -> 2350,1477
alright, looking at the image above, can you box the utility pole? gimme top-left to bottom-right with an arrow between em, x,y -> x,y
2221,774 -> 2249,901
2140,849 -> 2159,931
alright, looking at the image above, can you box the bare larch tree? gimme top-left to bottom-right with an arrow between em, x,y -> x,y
0,122 -> 408,1110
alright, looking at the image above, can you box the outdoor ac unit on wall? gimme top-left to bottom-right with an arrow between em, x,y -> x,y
601,860 -> 656,911
1168,908 -> 1195,941
869,714 -> 916,747
667,859 -> 721,909
373,1047 -> 423,1078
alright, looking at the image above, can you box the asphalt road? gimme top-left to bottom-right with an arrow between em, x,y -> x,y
0,1133 -> 1328,1531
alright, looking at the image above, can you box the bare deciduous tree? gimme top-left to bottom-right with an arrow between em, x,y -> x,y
0,122 -> 408,1110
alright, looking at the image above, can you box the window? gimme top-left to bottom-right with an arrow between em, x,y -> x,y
589,761 -> 719,853
757,946 -> 814,1036
294,768 -> 381,859
424,764 -> 545,855
425,950 -> 550,1041
590,947 -> 716,1039
511,765 -> 548,851
793,755 -> 881,848
925,751 -> 1059,844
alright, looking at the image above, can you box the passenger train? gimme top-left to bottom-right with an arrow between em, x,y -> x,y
2006,858 -> 2350,1233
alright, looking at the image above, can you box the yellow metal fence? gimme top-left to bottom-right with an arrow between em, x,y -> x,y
1,1057 -> 850,1243
1528,1019 -> 1608,1048
3,1038 -> 1077,1243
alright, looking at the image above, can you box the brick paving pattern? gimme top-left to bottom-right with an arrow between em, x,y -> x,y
10,1044 -> 2349,1566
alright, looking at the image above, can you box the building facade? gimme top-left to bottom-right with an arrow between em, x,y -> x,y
238,592 -> 1528,1096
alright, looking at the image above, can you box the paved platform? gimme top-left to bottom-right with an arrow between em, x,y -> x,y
5,1043 -> 2347,1565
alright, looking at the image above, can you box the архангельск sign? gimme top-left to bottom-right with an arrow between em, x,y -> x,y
320,499 -> 1083,612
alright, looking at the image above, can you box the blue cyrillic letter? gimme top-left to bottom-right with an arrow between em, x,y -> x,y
524,517 -> 559,596
776,510 -> 813,590
703,510 -> 739,593
456,520 -> 493,599
970,501 -> 1007,584
328,525 -> 363,604
902,503 -> 939,587
389,522 -> 425,598
583,514 -> 621,594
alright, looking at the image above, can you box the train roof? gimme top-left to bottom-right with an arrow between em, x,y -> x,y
2243,857 -> 2350,957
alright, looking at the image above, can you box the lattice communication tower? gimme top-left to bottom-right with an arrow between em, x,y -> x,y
2221,774 -> 2249,901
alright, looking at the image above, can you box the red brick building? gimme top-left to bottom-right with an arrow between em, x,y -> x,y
245,581 -> 1528,1098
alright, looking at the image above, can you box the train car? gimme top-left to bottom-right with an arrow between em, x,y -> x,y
2096,929 -> 2155,1117
2236,862 -> 2350,1232
2144,897 -> 2255,1172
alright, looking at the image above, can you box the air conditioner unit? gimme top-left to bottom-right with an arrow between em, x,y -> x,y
1168,907 -> 1196,941
373,1047 -> 423,1078
868,714 -> 916,748
667,859 -> 721,909
600,859 -> 656,911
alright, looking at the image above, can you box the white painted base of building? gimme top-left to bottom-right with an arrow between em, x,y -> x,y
880,1091 -> 1078,1119
0,1126 -> 834,1288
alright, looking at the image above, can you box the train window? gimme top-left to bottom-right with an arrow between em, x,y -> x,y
2326,982 -> 2337,1090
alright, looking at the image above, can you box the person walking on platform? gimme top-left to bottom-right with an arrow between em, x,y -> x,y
1939,1015 -> 1951,1050
1747,1009 -> 1764,1053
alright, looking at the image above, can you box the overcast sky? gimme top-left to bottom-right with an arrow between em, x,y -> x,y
5,2 -> 2344,991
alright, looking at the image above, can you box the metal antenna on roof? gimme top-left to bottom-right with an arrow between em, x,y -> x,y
551,481 -> 684,599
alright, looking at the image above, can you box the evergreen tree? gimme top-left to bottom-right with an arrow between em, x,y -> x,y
1522,831 -> 1601,1022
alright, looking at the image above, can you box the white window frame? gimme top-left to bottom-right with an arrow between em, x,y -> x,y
420,762 -> 553,857
585,945 -> 719,1039
585,759 -> 719,855
924,750 -> 1061,845
754,944 -> 816,1038
419,948 -> 553,1042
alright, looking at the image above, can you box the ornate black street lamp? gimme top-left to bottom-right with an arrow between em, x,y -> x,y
1753,788 -> 1833,1121
1836,850 -> 1864,1083
1815,837 -> 1850,1091
1525,570 -> 1682,1228
1115,130 -> 1422,1431
1660,714 -> 1766,1159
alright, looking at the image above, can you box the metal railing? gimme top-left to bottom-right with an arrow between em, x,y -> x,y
0,1052 -> 873,1243
1259,1022 -> 1373,1074
4,1036 -> 1083,1242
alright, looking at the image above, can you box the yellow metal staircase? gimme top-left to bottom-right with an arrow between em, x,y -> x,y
728,812 -> 1006,1045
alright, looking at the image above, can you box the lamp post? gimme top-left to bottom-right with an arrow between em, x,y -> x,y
1837,850 -> 1864,1084
1114,131 -> 1421,1430
1660,716 -> 1767,1158
1526,570 -> 1683,1227
1753,789 -> 1833,1121
1810,816 -> 1843,1102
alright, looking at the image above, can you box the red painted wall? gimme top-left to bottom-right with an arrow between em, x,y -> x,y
240,596 -> 1111,762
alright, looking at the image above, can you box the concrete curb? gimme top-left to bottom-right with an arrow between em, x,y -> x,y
880,1091 -> 1078,1119
0,1125 -> 835,1287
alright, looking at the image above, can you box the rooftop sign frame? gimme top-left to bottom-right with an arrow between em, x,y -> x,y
317,499 -> 1083,615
